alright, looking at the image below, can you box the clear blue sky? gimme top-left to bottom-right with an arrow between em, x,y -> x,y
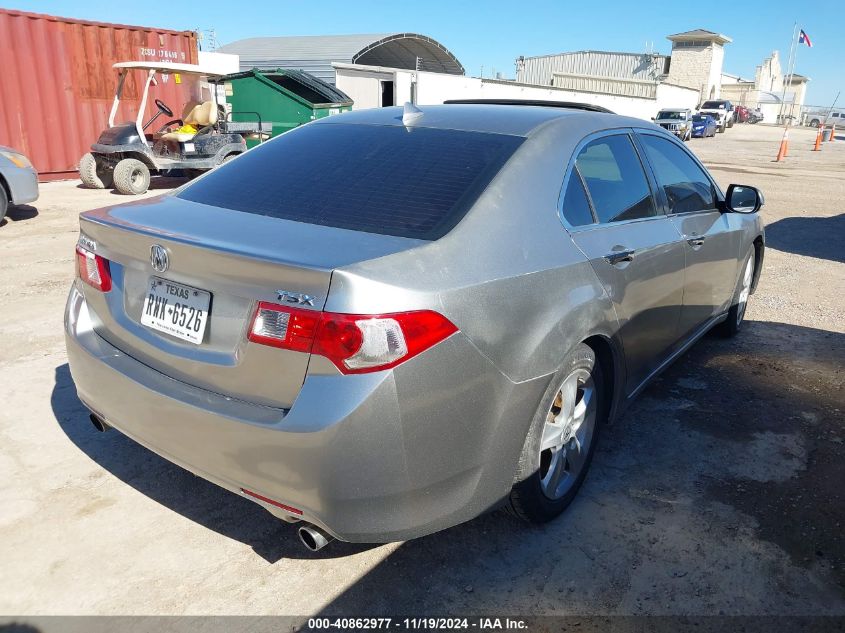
11,0 -> 843,106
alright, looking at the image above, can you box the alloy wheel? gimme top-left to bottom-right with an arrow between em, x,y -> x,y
736,256 -> 753,326
538,368 -> 597,500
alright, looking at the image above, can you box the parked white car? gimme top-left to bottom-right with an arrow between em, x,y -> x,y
698,100 -> 735,133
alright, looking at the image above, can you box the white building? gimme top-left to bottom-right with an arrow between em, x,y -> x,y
335,62 -> 696,120
719,51 -> 810,123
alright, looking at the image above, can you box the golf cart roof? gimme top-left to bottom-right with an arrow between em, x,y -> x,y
113,61 -> 225,77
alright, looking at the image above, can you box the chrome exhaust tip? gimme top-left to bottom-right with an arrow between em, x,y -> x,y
89,413 -> 110,432
298,524 -> 334,551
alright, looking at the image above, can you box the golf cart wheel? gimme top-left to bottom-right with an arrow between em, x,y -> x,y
79,153 -> 113,189
113,159 -> 151,195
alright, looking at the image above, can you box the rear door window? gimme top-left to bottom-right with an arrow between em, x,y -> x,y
575,134 -> 658,223
178,123 -> 523,240
638,134 -> 718,214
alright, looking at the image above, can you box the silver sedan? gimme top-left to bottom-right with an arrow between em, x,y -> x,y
64,103 -> 764,549
0,145 -> 38,224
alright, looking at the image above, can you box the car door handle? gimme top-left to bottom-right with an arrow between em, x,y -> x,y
687,236 -> 706,247
603,249 -> 636,265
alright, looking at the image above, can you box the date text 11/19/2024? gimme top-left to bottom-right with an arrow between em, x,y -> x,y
306,618 -> 528,630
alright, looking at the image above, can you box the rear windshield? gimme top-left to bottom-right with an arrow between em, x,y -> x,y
178,123 -> 523,240
701,101 -> 727,109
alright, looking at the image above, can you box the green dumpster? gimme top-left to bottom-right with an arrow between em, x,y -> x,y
222,68 -> 353,147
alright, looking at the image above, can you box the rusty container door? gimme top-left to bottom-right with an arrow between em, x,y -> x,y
0,9 -> 198,181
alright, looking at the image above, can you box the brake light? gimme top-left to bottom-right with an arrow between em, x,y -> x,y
248,303 -> 457,374
75,245 -> 112,292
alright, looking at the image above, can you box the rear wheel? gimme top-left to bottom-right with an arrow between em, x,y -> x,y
79,153 -> 113,189
113,158 -> 151,195
810,119 -> 820,128
508,343 -> 603,523
717,249 -> 755,338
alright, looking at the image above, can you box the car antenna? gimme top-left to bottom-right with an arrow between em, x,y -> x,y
402,102 -> 424,126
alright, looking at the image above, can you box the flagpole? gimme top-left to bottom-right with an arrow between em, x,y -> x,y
778,22 -> 798,124
784,43 -> 798,124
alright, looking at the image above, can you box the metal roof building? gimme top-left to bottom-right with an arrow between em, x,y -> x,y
219,33 -> 464,84
516,50 -> 671,87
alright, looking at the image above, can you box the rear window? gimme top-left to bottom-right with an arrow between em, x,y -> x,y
178,123 -> 523,240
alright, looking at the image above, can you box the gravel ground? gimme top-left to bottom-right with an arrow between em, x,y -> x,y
0,123 -> 842,618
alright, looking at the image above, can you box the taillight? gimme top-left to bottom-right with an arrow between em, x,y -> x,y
248,303 -> 457,374
75,245 -> 112,292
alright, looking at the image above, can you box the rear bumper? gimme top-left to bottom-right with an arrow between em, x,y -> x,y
64,285 -> 547,542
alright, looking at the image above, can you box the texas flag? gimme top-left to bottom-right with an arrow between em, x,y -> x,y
799,29 -> 813,47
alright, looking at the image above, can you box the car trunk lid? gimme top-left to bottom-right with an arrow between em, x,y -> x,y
77,195 -> 424,408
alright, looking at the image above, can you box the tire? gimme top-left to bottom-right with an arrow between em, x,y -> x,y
219,153 -> 239,166
717,249 -> 755,338
113,158 -> 151,195
718,123 -> 726,133
79,153 -> 113,189
507,343 -> 604,523
810,119 -> 820,128
0,183 -> 8,225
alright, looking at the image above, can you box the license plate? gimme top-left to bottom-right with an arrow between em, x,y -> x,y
141,277 -> 210,344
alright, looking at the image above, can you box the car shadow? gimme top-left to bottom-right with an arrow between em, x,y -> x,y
765,213 -> 845,263
50,363 -> 378,563
49,321 -> 845,607
306,320 -> 845,614
0,204 -> 38,226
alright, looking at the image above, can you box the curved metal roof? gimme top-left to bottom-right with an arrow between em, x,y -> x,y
219,33 -> 464,84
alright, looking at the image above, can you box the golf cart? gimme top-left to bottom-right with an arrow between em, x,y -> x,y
80,61 -> 269,195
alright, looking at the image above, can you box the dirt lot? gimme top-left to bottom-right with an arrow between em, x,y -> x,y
0,124 -> 843,618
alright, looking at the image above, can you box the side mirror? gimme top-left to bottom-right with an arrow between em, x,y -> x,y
725,184 -> 764,213
650,117 -> 655,121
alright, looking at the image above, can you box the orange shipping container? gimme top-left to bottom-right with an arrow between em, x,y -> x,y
0,9 -> 198,181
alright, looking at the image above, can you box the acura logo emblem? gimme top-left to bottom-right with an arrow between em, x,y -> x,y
150,245 -> 169,273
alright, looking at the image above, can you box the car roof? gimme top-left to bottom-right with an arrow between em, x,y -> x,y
314,103 -> 650,138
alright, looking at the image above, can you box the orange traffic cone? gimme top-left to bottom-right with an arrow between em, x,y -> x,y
830,124 -> 836,142
776,129 -> 789,161
813,125 -> 823,151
